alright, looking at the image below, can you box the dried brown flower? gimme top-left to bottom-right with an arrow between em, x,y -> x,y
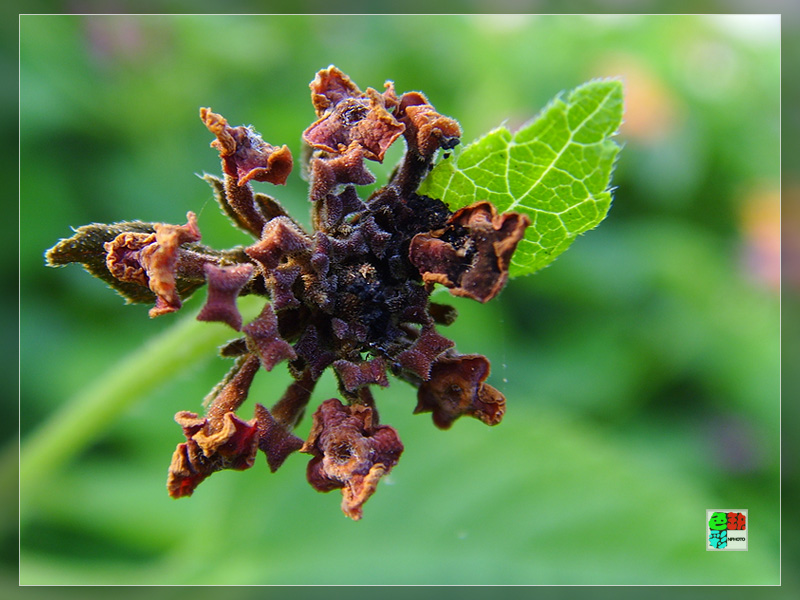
301,399 -> 403,520
409,201 -> 531,303
201,107 -> 293,186
303,66 -> 404,162
46,66 -> 530,519
167,355 -> 261,498
415,354 -> 506,429
104,212 -> 203,317
302,66 -> 407,202
395,90 -> 462,157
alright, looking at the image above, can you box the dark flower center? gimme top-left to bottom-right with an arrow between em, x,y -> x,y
340,101 -> 369,127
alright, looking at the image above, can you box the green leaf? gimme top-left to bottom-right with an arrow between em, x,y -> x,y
419,79 -> 623,277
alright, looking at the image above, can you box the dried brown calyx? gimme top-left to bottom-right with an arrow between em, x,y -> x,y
302,399 -> 403,520
409,201 -> 531,303
45,66 -> 530,520
104,212 -> 203,317
201,107 -> 293,187
415,354 -> 506,429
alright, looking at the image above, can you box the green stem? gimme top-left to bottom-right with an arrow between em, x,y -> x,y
19,296 -> 263,497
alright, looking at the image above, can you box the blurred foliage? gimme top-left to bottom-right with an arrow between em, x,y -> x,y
18,15 -> 780,585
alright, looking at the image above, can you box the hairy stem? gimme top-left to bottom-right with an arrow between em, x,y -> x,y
270,367 -> 316,428
205,354 -> 261,427
224,175 -> 267,237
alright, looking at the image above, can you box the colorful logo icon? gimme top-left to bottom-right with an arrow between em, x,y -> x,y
707,509 -> 747,551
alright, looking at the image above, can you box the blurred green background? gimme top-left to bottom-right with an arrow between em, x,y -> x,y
17,15 -> 780,585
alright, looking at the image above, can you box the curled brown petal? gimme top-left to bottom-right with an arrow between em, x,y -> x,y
301,399 -> 403,520
104,231 -> 152,287
309,65 -> 362,117
303,68 -> 407,205
191,411 -> 258,461
201,107 -> 293,186
142,212 -> 202,316
415,354 -> 506,429
304,97 -> 370,154
303,96 -> 404,163
167,411 -> 259,498
167,355 -> 261,497
409,201 -> 531,303
105,212 -> 202,317
396,91 -> 462,156
381,80 -> 400,111
364,88 -> 408,161
303,67 -> 404,164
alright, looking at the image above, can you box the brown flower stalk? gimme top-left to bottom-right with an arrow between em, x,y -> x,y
45,66 -> 529,519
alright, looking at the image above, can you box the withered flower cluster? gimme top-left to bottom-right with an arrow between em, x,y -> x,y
46,66 -> 530,520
